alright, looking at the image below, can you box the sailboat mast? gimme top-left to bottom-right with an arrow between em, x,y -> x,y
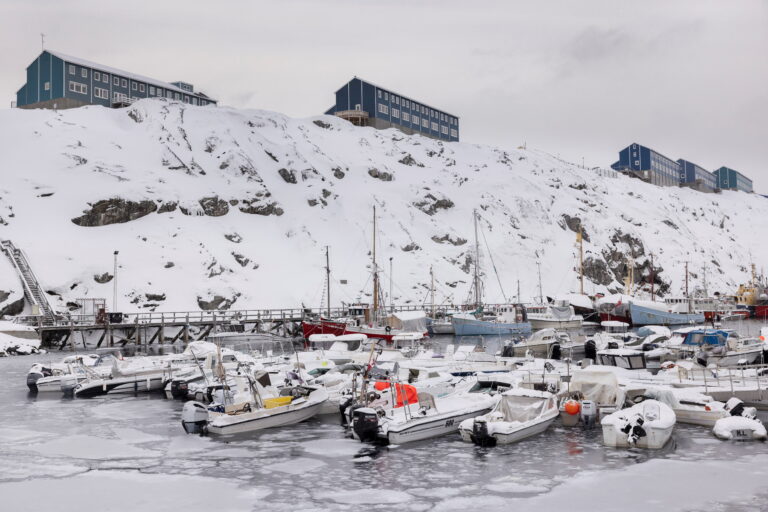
473,209 -> 481,308
685,261 -> 690,313
372,206 -> 379,323
537,260 -> 543,304
650,252 -> 655,301
578,227 -> 584,295
325,246 -> 331,318
430,266 -> 435,319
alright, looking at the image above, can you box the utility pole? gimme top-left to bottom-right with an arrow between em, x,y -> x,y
371,206 -> 379,324
389,256 -> 393,313
650,253 -> 655,301
40,33 -> 45,51
325,246 -> 331,318
472,209 -> 482,308
536,260 -> 543,304
516,279 -> 521,304
430,266 -> 435,319
113,250 -> 119,312
577,227 -> 584,295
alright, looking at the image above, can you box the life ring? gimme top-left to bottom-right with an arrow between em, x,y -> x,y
385,326 -> 392,334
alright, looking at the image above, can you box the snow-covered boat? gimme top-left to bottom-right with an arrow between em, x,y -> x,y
601,399 -> 676,449
681,329 -> 764,367
558,366 -> 626,426
641,388 -> 729,427
527,300 -> 583,330
629,302 -> 704,326
712,397 -> 767,441
502,328 -> 572,358
452,304 -> 531,337
350,390 -> 498,444
458,388 -> 558,446
73,366 -> 172,398
182,380 -> 328,435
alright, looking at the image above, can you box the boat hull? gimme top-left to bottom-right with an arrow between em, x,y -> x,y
74,374 -> 168,398
602,423 -> 674,449
459,414 -> 557,445
384,407 -> 494,444
528,318 -> 583,330
629,303 -> 704,326
207,401 -> 325,435
451,316 -> 531,337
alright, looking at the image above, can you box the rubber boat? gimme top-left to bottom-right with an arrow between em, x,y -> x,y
713,398 -> 767,441
458,388 -> 558,446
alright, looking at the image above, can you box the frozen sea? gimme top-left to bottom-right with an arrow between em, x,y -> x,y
2,349 -> 768,512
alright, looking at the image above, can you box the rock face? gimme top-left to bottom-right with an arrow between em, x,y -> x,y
0,297 -> 24,318
72,198 -> 157,226
368,168 -> 393,181
239,199 -> 284,216
93,273 -> 113,284
199,197 -> 229,217
414,194 -> 454,216
197,295 -> 237,310
431,234 -> 467,246
278,168 -> 297,184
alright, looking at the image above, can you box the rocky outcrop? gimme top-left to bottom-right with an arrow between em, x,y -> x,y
239,199 -> 284,216
93,273 -> 113,284
313,120 -> 331,129
431,234 -> 467,246
225,233 -> 242,243
158,201 -> 178,213
71,198 -> 157,226
560,214 -> 591,242
278,168 -> 297,184
199,196 -> 229,217
398,154 -> 423,167
197,294 -> 238,311
0,290 -> 10,303
232,252 -> 250,267
414,193 -> 454,216
0,297 -> 23,317
332,167 -> 345,179
145,293 -> 166,301
401,243 -> 421,252
368,168 -> 393,181
582,257 -> 613,286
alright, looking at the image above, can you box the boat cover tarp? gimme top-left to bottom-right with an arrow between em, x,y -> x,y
570,368 -> 623,406
374,381 -> 418,407
495,394 -> 546,423
387,311 -> 427,332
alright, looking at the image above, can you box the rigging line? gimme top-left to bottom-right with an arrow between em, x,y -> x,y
477,215 -> 508,303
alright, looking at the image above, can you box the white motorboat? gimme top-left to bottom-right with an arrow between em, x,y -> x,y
502,328 -> 576,359
713,397 -> 767,441
73,366 -> 172,398
304,333 -> 367,365
527,300 -> 584,330
182,381 -> 328,435
641,388 -> 729,427
27,353 -> 110,393
601,399 -> 676,449
458,388 -> 558,446
350,390 -> 499,444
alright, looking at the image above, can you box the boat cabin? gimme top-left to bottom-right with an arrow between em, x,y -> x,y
597,349 -> 647,370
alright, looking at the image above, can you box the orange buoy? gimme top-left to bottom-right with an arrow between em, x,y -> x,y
563,400 -> 581,416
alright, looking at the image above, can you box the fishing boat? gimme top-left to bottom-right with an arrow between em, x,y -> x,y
458,388 -> 558,446
452,305 -> 531,337
527,299 -> 583,330
629,302 -> 704,326
601,399 -> 676,449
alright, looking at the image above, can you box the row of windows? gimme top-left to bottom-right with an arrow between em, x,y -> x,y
376,89 -> 458,125
68,81 -> 87,94
375,101 -> 457,138
67,64 -> 212,106
94,87 -> 108,99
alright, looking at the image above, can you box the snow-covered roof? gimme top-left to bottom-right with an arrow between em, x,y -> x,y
46,50 -> 216,101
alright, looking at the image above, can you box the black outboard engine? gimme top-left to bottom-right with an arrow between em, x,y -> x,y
339,395 -> 355,421
550,343 -> 561,361
502,343 -> 515,358
696,350 -> 709,368
170,379 -> 189,400
352,407 -> 379,442
470,417 -> 496,447
620,414 -> 647,445
27,371 -> 44,393
584,340 -> 597,361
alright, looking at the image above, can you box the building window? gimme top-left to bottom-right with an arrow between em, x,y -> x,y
184,95 -> 190,103
113,76 -> 119,86
149,86 -> 155,95
94,87 -> 108,99
441,126 -> 448,134
422,119 -> 429,128
402,112 -> 410,122
140,84 -> 145,93
174,92 -> 180,100
69,65 -> 75,75
81,68 -> 88,78
412,115 -> 419,125
102,74 -> 108,83
44,81 -> 50,91
634,160 -> 640,166
431,122 -> 439,131
378,90 -> 382,99
166,91 -> 172,98
192,97 -> 198,105
68,82 -> 87,95
384,92 -> 388,100
450,129 -> 458,138
392,108 -> 400,118
378,104 -> 389,115
94,71 -> 100,81
122,79 -> 127,87
132,82 -> 137,91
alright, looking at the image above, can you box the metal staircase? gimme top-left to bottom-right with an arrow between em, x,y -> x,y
0,240 -> 56,325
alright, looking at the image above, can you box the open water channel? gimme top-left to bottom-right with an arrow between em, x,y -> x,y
2,335 -> 768,512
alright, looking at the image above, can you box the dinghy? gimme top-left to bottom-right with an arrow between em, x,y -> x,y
458,388 -> 558,446
601,399 -> 676,449
713,398 -> 767,441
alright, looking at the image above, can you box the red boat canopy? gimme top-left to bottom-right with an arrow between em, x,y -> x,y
373,382 -> 418,408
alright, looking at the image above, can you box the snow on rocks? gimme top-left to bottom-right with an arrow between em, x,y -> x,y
0,99 -> 766,312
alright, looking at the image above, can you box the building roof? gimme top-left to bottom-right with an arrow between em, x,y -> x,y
337,76 -> 458,119
45,50 -> 216,101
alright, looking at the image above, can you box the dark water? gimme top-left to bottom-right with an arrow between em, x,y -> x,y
2,345 -> 768,512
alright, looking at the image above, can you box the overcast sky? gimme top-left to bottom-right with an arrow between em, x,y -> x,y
2,0 -> 766,191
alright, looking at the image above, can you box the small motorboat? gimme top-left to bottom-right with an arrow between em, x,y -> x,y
713,398 -> 767,441
527,300 -> 583,330
182,375 -> 328,435
601,399 -> 676,449
458,388 -> 558,446
641,388 -> 728,427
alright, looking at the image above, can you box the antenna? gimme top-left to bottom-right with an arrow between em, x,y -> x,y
40,33 -> 45,51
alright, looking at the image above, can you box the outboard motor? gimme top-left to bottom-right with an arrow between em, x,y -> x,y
170,379 -> 189,400
584,340 -> 597,362
620,414 -> 647,445
724,397 -> 757,419
501,343 -> 515,358
181,401 -> 210,435
580,400 -> 597,429
471,417 -> 496,447
339,395 -> 355,421
696,350 -> 709,368
26,371 -> 44,393
351,407 -> 379,442
606,341 -> 619,350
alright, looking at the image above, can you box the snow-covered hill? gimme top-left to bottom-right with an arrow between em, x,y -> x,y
0,99 -> 765,315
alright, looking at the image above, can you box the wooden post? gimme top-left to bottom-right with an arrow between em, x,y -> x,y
109,325 -> 114,347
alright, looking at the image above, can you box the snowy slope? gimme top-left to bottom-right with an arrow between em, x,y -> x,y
0,99 -> 765,314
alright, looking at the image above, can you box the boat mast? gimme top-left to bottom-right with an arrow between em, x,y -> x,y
325,246 -> 331,318
473,209 -> 482,308
430,265 -> 436,319
389,256 -> 393,314
372,206 -> 379,324
578,227 -> 584,295
536,260 -> 543,304
650,252 -> 655,301
685,261 -> 690,313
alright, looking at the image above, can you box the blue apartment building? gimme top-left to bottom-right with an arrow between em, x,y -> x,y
678,159 -> 718,192
16,50 -> 216,110
713,166 -> 753,193
325,77 -> 459,142
611,143 -> 680,186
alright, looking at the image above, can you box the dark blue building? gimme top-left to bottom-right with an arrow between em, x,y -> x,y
325,77 -> 459,142
611,143 -> 680,186
713,166 -> 753,193
678,159 -> 718,192
16,50 -> 217,110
